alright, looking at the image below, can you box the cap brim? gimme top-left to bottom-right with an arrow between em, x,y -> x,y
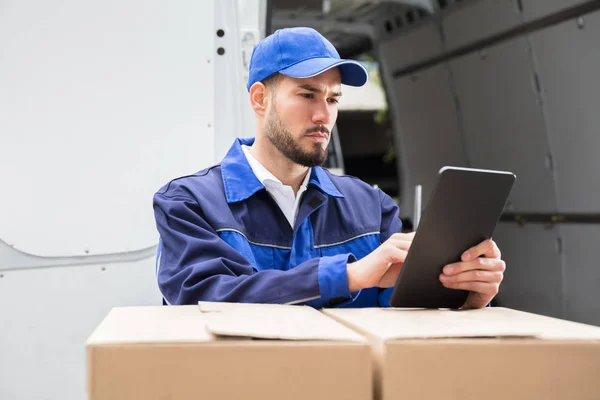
279,58 -> 368,87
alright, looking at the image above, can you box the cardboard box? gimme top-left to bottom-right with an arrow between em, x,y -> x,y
323,307 -> 600,400
86,303 -> 371,400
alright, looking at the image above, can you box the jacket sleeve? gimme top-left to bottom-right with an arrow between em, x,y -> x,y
377,189 -> 403,307
153,192 -> 355,307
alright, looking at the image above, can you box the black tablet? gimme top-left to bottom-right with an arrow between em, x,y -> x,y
389,166 -> 516,309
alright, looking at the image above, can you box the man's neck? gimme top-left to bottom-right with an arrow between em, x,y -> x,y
249,139 -> 309,196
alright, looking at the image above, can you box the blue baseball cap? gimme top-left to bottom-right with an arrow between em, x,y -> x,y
247,27 -> 369,91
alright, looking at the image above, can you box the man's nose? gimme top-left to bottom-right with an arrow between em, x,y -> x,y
311,101 -> 333,126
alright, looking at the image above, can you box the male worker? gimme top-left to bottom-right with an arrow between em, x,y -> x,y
153,27 -> 505,308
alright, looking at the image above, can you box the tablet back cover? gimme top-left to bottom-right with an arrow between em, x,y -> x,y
390,167 -> 515,308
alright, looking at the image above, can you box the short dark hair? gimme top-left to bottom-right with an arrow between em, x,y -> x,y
262,73 -> 282,91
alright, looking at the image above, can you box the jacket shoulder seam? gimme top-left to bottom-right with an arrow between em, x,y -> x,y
158,165 -> 221,196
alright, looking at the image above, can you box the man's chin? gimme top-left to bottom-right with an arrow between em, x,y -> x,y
291,153 -> 325,168
306,154 -> 327,168
303,140 -> 327,152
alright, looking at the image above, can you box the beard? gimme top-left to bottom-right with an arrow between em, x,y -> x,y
265,103 -> 328,168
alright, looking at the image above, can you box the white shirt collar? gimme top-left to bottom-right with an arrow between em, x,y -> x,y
241,144 -> 311,228
241,145 -> 311,190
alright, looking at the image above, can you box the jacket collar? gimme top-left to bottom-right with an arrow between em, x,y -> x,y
221,138 -> 344,203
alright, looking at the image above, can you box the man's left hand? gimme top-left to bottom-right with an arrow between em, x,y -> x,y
439,239 -> 505,309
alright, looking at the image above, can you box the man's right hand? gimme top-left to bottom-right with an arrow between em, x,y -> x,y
346,232 -> 415,292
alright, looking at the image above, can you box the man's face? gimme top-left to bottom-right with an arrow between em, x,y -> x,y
264,68 -> 342,168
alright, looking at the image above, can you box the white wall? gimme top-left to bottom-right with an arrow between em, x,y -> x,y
0,1 -> 248,399
0,1 -> 217,258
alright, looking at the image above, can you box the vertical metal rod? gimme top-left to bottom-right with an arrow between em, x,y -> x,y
414,185 -> 422,230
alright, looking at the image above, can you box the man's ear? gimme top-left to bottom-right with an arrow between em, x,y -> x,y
249,82 -> 268,116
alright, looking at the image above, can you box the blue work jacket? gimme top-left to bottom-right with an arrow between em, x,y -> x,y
153,138 -> 402,308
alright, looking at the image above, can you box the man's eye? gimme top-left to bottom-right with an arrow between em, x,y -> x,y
328,98 -> 339,104
301,93 -> 314,99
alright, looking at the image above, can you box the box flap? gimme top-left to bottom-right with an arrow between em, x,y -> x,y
199,302 -> 365,342
198,301 -> 285,313
325,307 -> 600,341
486,307 -> 600,340
87,305 -> 213,345
325,307 -> 542,340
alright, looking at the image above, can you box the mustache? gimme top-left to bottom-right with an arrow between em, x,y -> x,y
305,125 -> 330,136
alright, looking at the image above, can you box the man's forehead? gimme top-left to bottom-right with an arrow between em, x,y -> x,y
283,70 -> 342,91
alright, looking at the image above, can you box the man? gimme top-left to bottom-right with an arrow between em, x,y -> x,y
153,27 -> 505,308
